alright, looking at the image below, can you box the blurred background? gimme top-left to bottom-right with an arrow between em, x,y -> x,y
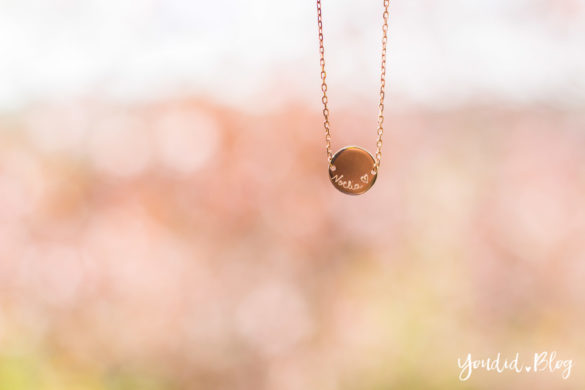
1,0 -> 585,389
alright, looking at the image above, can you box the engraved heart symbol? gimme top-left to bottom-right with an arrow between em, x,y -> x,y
360,174 -> 369,183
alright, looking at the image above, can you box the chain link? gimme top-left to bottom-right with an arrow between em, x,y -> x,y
316,0 -> 333,163
316,0 -> 390,171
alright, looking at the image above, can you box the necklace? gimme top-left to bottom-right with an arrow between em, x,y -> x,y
316,0 -> 390,195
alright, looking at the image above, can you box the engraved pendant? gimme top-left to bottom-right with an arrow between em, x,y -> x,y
329,146 -> 377,195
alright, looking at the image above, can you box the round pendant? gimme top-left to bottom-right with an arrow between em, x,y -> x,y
329,146 -> 377,195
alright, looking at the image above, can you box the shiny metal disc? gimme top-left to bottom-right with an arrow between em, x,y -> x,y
328,146 -> 377,195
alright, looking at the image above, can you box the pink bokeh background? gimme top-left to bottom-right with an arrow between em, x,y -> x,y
1,1 -> 585,389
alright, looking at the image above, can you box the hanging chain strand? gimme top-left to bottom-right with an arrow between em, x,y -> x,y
316,0 -> 390,171
317,0 -> 333,163
375,0 -> 390,172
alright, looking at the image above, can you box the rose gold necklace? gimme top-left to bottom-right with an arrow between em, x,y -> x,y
316,0 -> 390,195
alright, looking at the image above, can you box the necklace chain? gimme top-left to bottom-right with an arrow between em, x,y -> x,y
317,0 -> 390,172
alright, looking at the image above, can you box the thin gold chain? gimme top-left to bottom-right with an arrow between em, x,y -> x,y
316,0 -> 390,171
316,0 -> 332,163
